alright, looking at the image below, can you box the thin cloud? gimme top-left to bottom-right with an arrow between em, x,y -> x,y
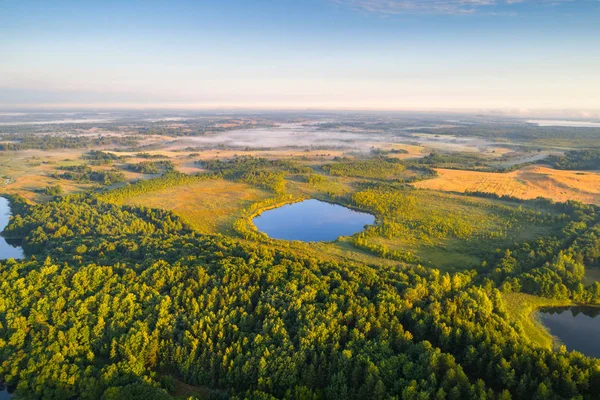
331,0 -> 571,15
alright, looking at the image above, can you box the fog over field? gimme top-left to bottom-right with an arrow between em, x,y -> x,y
168,122 -> 393,151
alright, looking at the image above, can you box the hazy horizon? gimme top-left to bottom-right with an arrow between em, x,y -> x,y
2,0 -> 599,111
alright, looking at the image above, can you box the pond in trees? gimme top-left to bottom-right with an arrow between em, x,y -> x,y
0,386 -> 13,399
539,306 -> 600,358
0,197 -> 24,260
253,199 -> 375,242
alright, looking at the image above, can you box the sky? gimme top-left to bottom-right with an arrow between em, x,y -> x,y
1,0 -> 599,112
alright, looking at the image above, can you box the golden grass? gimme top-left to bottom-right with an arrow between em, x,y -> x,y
0,149 -> 96,202
123,178 -> 271,235
0,145 -> 347,203
0,148 -> 166,202
502,293 -> 571,349
413,165 -> 600,205
378,144 -> 427,160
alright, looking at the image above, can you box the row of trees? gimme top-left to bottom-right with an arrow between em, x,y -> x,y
201,157 -> 311,194
51,164 -> 126,186
322,158 -> 407,180
98,172 -> 218,204
126,160 -> 175,174
542,150 -> 600,170
0,134 -> 138,151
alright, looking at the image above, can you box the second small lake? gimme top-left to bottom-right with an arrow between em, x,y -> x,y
539,306 -> 600,358
0,197 -> 24,260
253,199 -> 375,242
0,387 -> 13,399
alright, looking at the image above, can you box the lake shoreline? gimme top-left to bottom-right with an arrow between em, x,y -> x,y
0,196 -> 25,260
535,304 -> 600,358
252,198 -> 375,243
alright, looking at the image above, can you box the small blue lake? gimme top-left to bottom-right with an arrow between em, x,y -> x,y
253,199 -> 374,242
0,197 -> 24,260
0,386 -> 13,399
539,306 -> 600,358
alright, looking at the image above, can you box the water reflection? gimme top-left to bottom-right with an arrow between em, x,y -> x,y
0,385 -> 14,399
0,197 -> 24,260
539,306 -> 600,358
253,199 -> 374,242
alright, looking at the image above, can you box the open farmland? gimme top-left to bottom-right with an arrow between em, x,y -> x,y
413,165 -> 600,205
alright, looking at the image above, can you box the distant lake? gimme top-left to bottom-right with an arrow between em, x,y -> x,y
528,119 -> 600,128
253,199 -> 374,242
539,306 -> 600,358
0,197 -> 24,260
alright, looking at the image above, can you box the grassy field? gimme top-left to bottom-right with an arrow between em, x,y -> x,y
350,188 -> 560,270
0,146 -> 353,203
0,146 -> 570,274
123,178 -> 272,235
141,174 -> 561,271
0,149 -> 96,202
413,165 -> 600,205
502,293 -> 572,350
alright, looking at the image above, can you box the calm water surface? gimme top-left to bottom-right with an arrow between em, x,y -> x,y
0,387 -> 13,399
539,306 -> 600,358
0,197 -> 24,260
253,199 -> 374,242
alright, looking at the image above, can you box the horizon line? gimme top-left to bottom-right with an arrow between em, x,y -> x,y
1,103 -> 599,115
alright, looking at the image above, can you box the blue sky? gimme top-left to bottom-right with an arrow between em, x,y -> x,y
1,0 -> 599,110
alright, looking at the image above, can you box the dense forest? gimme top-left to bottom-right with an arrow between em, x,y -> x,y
414,124 -> 600,148
1,191 -> 600,399
322,158 -> 407,180
84,151 -> 123,165
0,134 -> 138,151
542,150 -> 600,170
201,157 -> 311,194
410,152 -> 490,170
126,161 -> 175,174
51,165 -> 126,186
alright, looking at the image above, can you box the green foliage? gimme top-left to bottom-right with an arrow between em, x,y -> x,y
202,157 -> 310,176
52,164 -> 126,185
201,157 -> 309,194
543,150 -> 600,170
416,123 -> 600,149
411,151 -> 491,170
370,147 -> 409,156
126,160 -> 175,174
2,196 -> 600,399
322,158 -> 407,180
233,195 -> 301,240
0,133 -> 138,151
306,174 -> 326,186
99,172 -> 219,203
481,200 -> 600,302
135,153 -> 169,159
43,184 -> 63,196
84,150 -> 122,165
348,186 -> 559,269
